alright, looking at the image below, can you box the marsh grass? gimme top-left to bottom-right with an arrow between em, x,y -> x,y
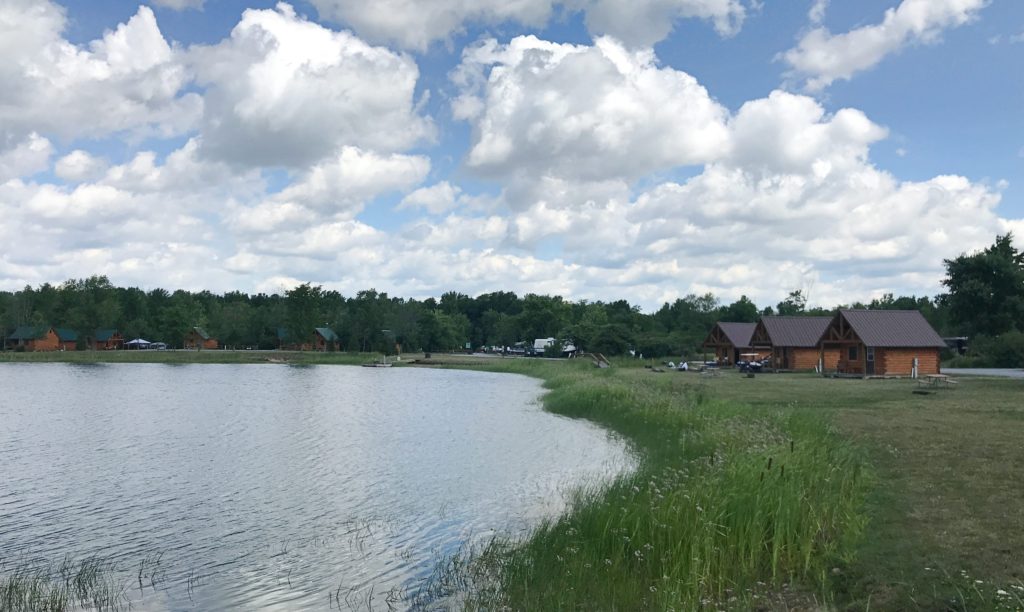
413,362 -> 872,610
0,557 -> 129,611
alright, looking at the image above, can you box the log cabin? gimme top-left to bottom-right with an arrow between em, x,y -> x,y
7,326 -> 61,351
184,326 -> 218,350
702,322 -> 759,364
93,329 -> 124,350
55,328 -> 78,351
751,316 -> 839,371
313,327 -> 339,352
820,309 -> 945,377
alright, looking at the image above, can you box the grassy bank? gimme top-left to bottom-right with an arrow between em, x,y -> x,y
412,359 -> 872,610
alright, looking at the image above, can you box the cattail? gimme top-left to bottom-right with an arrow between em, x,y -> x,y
767,457 -> 773,470
759,471 -> 764,483
790,440 -> 794,453
780,465 -> 785,479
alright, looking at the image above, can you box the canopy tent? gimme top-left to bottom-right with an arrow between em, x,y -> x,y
125,338 -> 151,349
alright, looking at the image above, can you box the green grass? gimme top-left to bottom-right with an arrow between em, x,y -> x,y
0,557 -> 129,612
411,361 -> 873,610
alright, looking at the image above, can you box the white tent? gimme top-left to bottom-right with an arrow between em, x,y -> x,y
125,338 -> 151,349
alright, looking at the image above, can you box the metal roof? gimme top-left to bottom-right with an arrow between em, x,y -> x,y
315,327 -> 339,342
716,322 -> 757,348
839,309 -> 946,348
759,316 -> 832,348
191,326 -> 211,340
9,325 -> 51,340
54,328 -> 78,342
94,329 -> 120,341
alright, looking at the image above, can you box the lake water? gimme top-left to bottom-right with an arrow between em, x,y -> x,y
0,363 -> 633,610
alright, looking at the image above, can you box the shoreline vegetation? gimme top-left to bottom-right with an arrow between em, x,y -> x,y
2,354 -> 1023,610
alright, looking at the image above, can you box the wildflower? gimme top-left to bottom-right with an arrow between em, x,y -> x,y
997,589 -> 1009,596
604,559 -> 612,566
650,586 -> 657,593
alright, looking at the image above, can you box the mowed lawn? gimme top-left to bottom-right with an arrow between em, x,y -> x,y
681,370 -> 1024,610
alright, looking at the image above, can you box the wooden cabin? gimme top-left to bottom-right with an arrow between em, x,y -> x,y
751,316 -> 838,371
184,326 -> 218,350
55,328 -> 78,351
702,322 -> 759,365
93,329 -> 124,350
7,326 -> 61,351
313,327 -> 339,352
820,310 -> 945,377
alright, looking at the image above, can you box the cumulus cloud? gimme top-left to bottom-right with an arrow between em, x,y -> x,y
0,1 -> 200,150
0,134 -> 52,182
453,36 -> 730,184
782,0 -> 989,91
54,150 -> 107,182
189,3 -> 433,168
310,0 -> 745,50
399,182 -> 464,215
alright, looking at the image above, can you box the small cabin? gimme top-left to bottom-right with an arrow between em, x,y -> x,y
7,326 -> 61,351
751,316 -> 838,371
55,328 -> 78,351
93,329 -> 124,350
702,322 -> 760,364
820,310 -> 945,377
313,327 -> 339,352
185,326 -> 218,350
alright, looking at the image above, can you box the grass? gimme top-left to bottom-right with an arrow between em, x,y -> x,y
411,360 -> 873,610
0,557 -> 129,612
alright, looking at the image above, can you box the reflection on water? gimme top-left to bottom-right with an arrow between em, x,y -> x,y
0,363 -> 633,610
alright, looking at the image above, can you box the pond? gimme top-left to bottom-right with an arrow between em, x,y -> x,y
0,363 -> 632,610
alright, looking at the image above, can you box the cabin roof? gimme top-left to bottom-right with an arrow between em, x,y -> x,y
94,329 -> 120,341
714,322 -> 757,348
191,326 -> 211,340
839,309 -> 946,348
54,328 -> 78,342
760,316 -> 832,348
9,325 -> 52,340
315,327 -> 338,342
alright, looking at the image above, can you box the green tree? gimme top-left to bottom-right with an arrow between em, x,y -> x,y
776,290 -> 807,316
285,283 -> 325,349
942,234 -> 1024,337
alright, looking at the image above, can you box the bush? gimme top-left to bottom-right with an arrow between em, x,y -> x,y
956,332 -> 1024,368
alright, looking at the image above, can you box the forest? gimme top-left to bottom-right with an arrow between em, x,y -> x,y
2,235 -> 1022,363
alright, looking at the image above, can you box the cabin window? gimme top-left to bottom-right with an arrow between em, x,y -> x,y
848,346 -> 858,361
866,347 -> 875,362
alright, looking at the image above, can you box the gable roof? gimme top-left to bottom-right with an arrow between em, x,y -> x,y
54,328 -> 78,342
10,325 -> 52,340
713,322 -> 757,348
190,326 -> 211,340
759,316 -> 832,348
94,329 -> 120,341
315,327 -> 338,342
839,309 -> 946,348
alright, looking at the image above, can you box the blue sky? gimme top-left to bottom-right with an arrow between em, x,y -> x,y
1,0 -> 1021,309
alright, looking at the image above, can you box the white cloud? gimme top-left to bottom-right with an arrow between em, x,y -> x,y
54,150 -> 107,182
309,0 -> 745,50
453,36 -> 730,184
399,182 -> 464,215
189,3 -> 433,168
0,134 -> 52,182
0,1 -> 200,148
151,0 -> 204,10
782,0 -> 989,91
808,0 -> 828,25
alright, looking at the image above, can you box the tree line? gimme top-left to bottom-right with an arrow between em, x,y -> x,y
1,235 -> 1021,362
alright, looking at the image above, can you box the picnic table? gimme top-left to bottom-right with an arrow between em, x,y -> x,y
918,374 -> 958,388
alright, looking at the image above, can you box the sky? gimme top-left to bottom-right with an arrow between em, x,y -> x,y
1,0 -> 1022,311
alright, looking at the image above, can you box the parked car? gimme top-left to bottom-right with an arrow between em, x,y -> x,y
150,342 -> 168,350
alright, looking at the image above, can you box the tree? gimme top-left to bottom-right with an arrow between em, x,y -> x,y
720,296 -> 759,323
285,283 -> 325,349
776,290 -> 807,316
942,234 -> 1024,337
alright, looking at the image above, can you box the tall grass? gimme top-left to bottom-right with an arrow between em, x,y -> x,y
0,557 -> 129,611
418,364 -> 872,610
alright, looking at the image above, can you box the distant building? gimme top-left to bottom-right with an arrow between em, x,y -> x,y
185,327 -> 218,350
702,322 -> 759,364
820,310 -> 945,376
54,328 -> 78,351
93,329 -> 124,350
7,326 -> 61,351
752,316 -> 838,371
313,327 -> 339,352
